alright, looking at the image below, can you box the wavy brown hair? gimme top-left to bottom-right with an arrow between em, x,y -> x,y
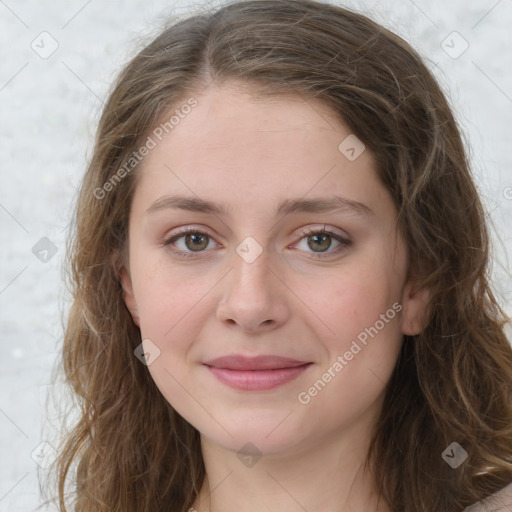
39,1 -> 512,511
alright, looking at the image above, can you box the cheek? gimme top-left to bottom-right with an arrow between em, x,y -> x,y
295,266 -> 403,429
296,252 -> 404,401
129,277 -> 193,378
130,247 -> 210,337
298,255 -> 403,345
131,262 -> 210,419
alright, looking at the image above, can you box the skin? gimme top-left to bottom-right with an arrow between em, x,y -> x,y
120,81 -> 429,512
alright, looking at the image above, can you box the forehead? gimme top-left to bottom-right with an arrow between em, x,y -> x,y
132,82 -> 391,219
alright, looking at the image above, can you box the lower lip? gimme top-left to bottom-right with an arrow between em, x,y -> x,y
205,364 -> 312,391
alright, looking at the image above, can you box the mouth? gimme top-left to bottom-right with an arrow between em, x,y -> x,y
202,355 -> 313,391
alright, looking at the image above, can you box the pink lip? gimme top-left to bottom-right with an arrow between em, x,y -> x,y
203,355 -> 312,391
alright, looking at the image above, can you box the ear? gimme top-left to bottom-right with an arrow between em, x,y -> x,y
400,279 -> 431,336
119,265 -> 140,327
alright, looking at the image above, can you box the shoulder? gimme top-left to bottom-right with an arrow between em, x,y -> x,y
464,481 -> 512,511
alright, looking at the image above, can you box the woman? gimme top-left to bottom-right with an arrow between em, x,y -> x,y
41,1 -> 512,511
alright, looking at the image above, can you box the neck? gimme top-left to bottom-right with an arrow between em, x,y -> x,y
190,409 -> 391,512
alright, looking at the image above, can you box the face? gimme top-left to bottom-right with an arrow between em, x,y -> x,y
120,81 -> 429,456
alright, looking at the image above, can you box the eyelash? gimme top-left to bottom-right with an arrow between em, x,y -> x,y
162,226 -> 352,260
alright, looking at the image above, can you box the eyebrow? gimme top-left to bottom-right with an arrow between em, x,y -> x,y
144,194 -> 373,218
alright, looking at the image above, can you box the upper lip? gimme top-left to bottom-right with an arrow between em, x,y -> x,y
203,355 -> 310,371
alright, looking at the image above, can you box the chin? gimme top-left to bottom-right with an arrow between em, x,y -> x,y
198,416 -> 309,459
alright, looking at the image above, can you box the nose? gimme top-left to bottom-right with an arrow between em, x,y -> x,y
215,246 -> 290,334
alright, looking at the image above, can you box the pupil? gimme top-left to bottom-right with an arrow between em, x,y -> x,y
187,233 -> 208,251
310,233 -> 330,252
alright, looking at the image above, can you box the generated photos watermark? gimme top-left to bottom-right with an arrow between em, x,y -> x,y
297,301 -> 403,405
93,97 -> 198,200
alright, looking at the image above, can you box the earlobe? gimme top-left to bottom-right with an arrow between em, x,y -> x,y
401,280 -> 431,336
119,266 -> 140,327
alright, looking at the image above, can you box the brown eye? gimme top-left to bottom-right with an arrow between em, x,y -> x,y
183,232 -> 209,252
294,227 -> 352,259
307,232 -> 333,252
163,228 -> 217,258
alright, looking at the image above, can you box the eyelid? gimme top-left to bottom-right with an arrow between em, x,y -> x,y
296,224 -> 350,241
